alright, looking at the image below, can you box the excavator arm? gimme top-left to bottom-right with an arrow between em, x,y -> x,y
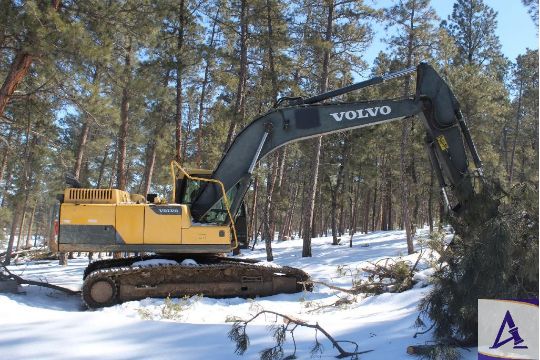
190,63 -> 482,223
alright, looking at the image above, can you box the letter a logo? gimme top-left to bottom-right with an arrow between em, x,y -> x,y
490,310 -> 528,349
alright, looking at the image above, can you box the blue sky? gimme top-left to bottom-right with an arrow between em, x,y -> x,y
363,0 -> 538,67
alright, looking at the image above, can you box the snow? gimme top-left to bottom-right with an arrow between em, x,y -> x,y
0,228 -> 477,359
132,259 -> 178,267
180,259 -> 198,266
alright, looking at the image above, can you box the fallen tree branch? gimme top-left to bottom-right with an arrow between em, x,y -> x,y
229,309 -> 372,359
303,280 -> 363,294
1,265 -> 80,295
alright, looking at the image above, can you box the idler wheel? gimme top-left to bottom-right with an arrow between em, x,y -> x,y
83,275 -> 118,309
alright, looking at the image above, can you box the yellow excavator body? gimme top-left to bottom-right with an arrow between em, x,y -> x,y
57,180 -> 233,254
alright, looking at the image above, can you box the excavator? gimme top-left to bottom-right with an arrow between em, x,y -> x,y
54,63 -> 483,308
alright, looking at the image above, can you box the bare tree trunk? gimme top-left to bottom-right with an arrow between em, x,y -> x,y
74,120 -> 90,179
16,208 -> 27,251
0,1 -> 60,117
116,39 -> 132,191
3,131 -> 36,265
96,145 -> 109,188
303,0 -> 333,256
363,188 -> 370,234
262,156 -> 278,261
196,8 -> 219,167
175,0 -> 186,163
386,178 -> 393,230
508,78 -> 523,187
302,137 -> 321,257
0,52 -> 33,117
428,168 -> 434,233
143,141 -> 157,198
25,201 -> 37,248
224,0 -> 248,152
0,129 -> 13,185
371,173 -> 377,231
400,8 -> 415,255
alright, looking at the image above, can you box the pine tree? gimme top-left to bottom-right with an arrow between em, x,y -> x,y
444,0 -> 502,66
384,0 -> 439,254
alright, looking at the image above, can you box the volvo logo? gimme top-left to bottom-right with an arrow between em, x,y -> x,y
329,106 -> 391,122
151,206 -> 182,215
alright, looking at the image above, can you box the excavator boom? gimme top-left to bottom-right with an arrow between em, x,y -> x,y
191,63 -> 482,222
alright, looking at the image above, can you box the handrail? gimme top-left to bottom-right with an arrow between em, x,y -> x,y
169,161 -> 238,251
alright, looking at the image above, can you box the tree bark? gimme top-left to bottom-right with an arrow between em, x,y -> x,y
116,39 -> 133,191
223,0 -> 248,152
508,78 -> 523,186
0,52 -> 33,117
96,145 -> 109,188
0,0 -> 61,117
262,156 -> 278,261
400,5 -> 415,255
196,8 -> 219,167
303,0 -> 334,257
175,0 -> 186,163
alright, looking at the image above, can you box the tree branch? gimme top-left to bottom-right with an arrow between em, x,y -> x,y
1,265 -> 80,296
229,309 -> 372,359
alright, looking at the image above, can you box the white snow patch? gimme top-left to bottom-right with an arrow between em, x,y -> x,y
0,227 -> 477,360
132,258 -> 178,267
180,258 -> 198,266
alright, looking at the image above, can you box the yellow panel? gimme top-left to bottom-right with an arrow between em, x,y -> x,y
60,204 -> 115,225
116,204 -> 145,244
179,205 -> 192,228
143,205 -> 182,244
182,225 -> 231,245
63,188 -> 131,204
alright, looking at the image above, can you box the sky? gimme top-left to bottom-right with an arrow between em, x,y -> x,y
362,0 -> 539,70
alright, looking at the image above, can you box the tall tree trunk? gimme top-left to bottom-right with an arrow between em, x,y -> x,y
400,8 -> 415,255
508,78 -> 523,186
196,8 -> 219,167
428,167 -> 434,233
175,0 -> 186,163
0,52 -> 33,117
73,70 -> 99,181
4,131 -> 36,264
0,1 -> 61,117
371,172 -> 378,231
303,0 -> 333,257
363,188 -> 371,234
262,156 -> 278,261
386,178 -> 393,230
74,120 -> 90,179
25,201 -> 37,248
143,140 -> 157,197
116,39 -> 132,191
96,145 -> 109,188
0,128 -> 13,185
224,0 -> 248,152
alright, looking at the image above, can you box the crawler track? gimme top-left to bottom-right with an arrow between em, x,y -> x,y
82,255 -> 311,308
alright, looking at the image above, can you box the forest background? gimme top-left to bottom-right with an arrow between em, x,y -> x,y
0,0 -> 538,265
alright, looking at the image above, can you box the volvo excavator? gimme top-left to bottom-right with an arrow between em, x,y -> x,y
54,63 -> 483,308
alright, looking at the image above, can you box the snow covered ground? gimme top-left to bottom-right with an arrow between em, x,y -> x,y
0,229 -> 477,360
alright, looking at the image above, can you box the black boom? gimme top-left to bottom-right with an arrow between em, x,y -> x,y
190,63 -> 482,222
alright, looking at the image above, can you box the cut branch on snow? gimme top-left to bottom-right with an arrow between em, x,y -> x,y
228,309 -> 372,359
0,265 -> 80,296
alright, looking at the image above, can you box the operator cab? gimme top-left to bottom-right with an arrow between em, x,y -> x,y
173,168 -> 239,225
